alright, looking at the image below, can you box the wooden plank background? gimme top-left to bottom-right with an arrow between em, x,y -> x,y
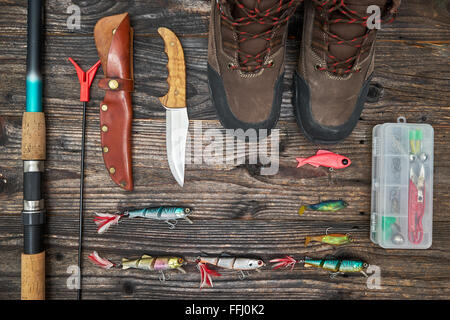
0,0 -> 449,299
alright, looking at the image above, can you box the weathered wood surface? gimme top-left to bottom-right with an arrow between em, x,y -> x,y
0,0 -> 449,300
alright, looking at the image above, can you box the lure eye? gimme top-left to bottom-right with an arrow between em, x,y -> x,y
258,260 -> 263,266
342,159 -> 349,165
178,258 -> 184,264
184,208 -> 191,214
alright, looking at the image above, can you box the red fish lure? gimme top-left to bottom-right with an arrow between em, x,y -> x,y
296,150 -> 351,170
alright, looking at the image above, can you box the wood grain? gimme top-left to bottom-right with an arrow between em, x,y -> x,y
158,27 -> 186,109
0,0 -> 449,300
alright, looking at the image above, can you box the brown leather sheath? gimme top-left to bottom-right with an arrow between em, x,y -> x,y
94,13 -> 134,191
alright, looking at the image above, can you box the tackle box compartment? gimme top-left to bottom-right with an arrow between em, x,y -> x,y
370,120 -> 434,249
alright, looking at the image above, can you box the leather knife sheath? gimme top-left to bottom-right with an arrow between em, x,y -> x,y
94,13 -> 134,191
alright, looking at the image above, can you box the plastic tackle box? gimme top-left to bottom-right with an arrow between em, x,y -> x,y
371,119 -> 434,249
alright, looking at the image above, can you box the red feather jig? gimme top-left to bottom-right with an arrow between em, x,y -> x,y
270,255 -> 299,270
196,261 -> 222,289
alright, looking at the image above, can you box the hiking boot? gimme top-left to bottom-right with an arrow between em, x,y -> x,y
208,0 -> 301,133
294,0 -> 401,144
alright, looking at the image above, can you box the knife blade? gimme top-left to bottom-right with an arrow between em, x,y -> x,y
158,27 -> 188,187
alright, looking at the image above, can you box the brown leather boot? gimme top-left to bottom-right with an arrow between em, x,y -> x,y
294,0 -> 401,144
208,0 -> 301,133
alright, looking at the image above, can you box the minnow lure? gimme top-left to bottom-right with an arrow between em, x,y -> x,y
94,207 -> 193,233
196,256 -> 265,288
270,255 -> 368,278
304,233 -> 352,247
298,200 -> 348,215
88,251 -> 186,281
296,150 -> 351,170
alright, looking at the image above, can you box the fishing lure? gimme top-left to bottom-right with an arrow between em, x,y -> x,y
304,232 -> 353,247
94,206 -> 193,233
298,200 -> 348,215
270,255 -> 369,278
296,150 -> 351,170
88,251 -> 186,281
196,256 -> 265,288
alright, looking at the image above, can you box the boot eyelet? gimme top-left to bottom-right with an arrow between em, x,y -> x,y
356,66 -> 362,72
227,62 -> 235,70
267,60 -> 274,68
314,64 -> 322,71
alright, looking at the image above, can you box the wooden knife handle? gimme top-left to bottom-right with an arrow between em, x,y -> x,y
158,27 -> 186,109
21,251 -> 45,300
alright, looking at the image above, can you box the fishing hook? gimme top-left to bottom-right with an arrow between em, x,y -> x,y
329,272 -> 340,279
159,271 -> 170,282
238,270 -> 248,280
165,220 -> 178,229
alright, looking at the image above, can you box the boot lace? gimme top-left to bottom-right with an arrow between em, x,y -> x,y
312,0 -> 397,75
218,0 -> 301,73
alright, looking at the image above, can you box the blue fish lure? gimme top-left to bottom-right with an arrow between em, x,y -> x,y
94,207 -> 193,233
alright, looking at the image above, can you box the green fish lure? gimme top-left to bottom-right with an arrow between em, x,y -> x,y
298,200 -> 348,216
270,255 -> 369,277
304,258 -> 368,277
304,233 -> 352,246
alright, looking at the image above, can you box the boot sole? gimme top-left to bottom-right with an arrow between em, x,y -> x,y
292,71 -> 373,145
207,64 -> 284,138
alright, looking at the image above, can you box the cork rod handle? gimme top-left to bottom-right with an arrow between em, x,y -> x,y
21,252 -> 45,300
22,112 -> 46,160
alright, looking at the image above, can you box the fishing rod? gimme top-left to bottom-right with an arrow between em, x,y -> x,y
21,0 -> 45,300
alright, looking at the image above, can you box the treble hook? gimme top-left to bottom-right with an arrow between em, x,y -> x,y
238,270 -> 248,280
159,271 -> 170,282
329,272 -> 339,279
165,220 -> 178,229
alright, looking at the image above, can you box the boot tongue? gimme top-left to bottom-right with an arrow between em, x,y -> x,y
232,0 -> 285,69
326,0 -> 389,70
